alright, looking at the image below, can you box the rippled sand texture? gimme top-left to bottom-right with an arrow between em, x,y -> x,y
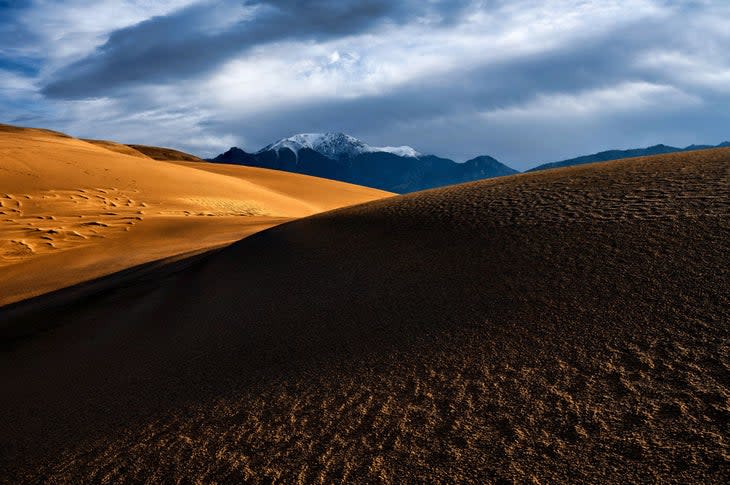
1,145 -> 728,483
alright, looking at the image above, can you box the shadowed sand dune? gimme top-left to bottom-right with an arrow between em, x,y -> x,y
1,147 -> 728,482
84,138 -> 204,162
81,139 -> 153,159
126,143 -> 205,162
0,124 -> 391,305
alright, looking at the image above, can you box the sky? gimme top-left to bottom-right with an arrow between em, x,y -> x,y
1,0 -> 729,170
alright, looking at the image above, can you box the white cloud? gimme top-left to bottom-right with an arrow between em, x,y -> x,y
636,51 -> 730,93
480,82 -> 701,121
0,69 -> 37,94
40,95 -> 235,155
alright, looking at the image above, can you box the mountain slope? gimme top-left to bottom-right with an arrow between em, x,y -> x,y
260,132 -> 421,160
456,154 -> 519,180
211,133 -> 517,193
0,124 -> 390,305
528,141 -> 730,172
2,148 -> 728,483
213,146 -> 259,165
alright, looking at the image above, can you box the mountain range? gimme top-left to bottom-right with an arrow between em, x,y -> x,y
527,142 -> 730,172
210,134 -> 729,193
211,133 -> 517,193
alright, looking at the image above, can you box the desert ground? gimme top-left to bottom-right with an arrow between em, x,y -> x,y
0,124 -> 390,305
1,128 -> 728,483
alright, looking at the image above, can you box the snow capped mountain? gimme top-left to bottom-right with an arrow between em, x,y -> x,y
259,133 -> 367,160
259,133 -> 421,160
212,135 -> 519,193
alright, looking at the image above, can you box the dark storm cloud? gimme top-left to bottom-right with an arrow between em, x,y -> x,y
3,0 -> 729,169
42,0 -> 469,98
203,20 -> 674,150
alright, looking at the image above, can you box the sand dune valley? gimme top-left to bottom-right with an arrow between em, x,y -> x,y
0,123 -> 729,483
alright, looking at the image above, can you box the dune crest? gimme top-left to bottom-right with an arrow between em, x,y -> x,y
0,125 -> 391,305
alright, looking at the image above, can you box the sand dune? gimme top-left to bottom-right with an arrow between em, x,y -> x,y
84,138 -> 205,162
0,124 -> 391,305
1,148 -> 727,482
126,143 -> 204,162
81,139 -> 153,159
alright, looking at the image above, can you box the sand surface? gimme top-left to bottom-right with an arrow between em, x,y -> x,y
125,143 -> 205,162
1,145 -> 729,483
0,125 -> 391,305
81,139 -> 153,159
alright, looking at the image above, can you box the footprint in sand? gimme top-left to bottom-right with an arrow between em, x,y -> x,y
5,197 -> 22,209
67,231 -> 87,240
1,239 -> 35,258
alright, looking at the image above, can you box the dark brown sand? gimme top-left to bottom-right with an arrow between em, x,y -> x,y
126,143 -> 204,162
1,149 -> 729,483
81,139 -> 154,159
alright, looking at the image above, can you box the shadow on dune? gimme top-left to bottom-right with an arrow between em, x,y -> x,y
0,247 -> 223,350
1,149 -> 729,483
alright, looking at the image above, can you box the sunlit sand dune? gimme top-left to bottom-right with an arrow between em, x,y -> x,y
0,124 -> 391,304
1,147 -> 727,482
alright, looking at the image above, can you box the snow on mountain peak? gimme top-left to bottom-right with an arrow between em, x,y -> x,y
377,146 -> 421,158
259,133 -> 421,160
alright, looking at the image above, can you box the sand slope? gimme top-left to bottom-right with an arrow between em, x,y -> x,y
81,139 -> 152,159
1,147 -> 729,483
84,138 -> 204,162
126,143 -> 204,162
0,125 -> 391,305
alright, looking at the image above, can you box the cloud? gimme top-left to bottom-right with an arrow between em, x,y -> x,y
1,0 -> 729,170
480,82 -> 701,121
636,51 -> 730,94
41,0 -> 414,98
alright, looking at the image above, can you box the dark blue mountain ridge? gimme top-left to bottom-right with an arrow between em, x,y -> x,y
211,133 -> 517,193
527,142 -> 730,172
